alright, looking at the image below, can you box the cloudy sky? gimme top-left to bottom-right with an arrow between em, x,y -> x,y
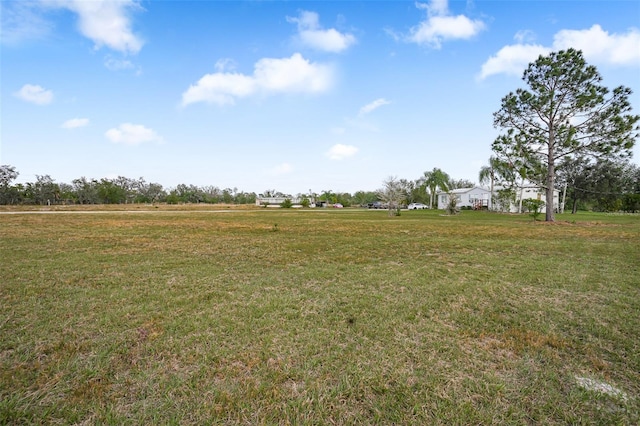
2,0 -> 639,194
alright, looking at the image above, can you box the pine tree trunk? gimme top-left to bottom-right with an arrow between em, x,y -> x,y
546,128 -> 556,222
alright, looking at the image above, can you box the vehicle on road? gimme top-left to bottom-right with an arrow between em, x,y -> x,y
367,201 -> 387,209
407,203 -> 428,210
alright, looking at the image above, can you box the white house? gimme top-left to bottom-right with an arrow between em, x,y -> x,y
437,187 -> 491,210
255,196 -> 302,206
498,185 -> 560,213
437,184 -> 560,212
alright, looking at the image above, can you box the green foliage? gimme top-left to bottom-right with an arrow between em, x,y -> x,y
492,49 -> 639,221
280,198 -> 293,208
494,189 -> 516,212
421,168 -> 451,209
557,158 -> 639,213
0,165 -> 20,205
621,194 -> 640,213
522,198 -> 545,220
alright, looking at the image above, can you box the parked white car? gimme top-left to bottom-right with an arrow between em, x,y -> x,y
407,203 -> 428,210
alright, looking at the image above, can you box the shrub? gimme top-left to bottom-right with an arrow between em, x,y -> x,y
280,198 -> 293,208
445,193 -> 459,215
522,198 -> 545,221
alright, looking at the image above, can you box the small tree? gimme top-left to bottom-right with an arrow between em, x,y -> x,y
494,188 -> 516,212
445,192 -> 459,215
280,198 -> 293,208
377,176 -> 405,217
522,198 -> 545,221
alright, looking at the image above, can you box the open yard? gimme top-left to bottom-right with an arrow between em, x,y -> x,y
1,207 -> 639,424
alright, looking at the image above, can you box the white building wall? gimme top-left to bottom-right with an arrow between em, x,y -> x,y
437,187 -> 491,209
436,185 -> 559,212
256,196 -> 302,206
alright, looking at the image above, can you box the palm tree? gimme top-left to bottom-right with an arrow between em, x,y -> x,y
420,168 -> 451,209
479,156 -> 517,211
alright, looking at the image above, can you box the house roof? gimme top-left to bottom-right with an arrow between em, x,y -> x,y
437,186 -> 489,195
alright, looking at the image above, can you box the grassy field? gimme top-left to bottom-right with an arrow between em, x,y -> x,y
1,207 -> 639,424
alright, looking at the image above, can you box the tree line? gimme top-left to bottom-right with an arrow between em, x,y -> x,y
1,160 -> 637,212
0,164 -> 475,208
0,169 -> 257,206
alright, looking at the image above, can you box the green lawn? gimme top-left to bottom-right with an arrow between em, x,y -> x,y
1,208 -> 638,424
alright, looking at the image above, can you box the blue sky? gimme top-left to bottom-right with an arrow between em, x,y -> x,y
2,0 -> 639,195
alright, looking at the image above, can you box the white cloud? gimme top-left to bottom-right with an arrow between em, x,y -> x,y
105,123 -> 163,145
287,10 -> 356,53
104,56 -> 138,72
326,144 -> 358,160
553,25 -> 640,66
269,163 -> 293,176
408,0 -> 486,48
181,53 -> 334,106
478,44 -> 549,79
61,118 -> 89,129
0,1 -> 53,45
45,0 -> 144,54
480,25 -> 640,79
14,84 -> 53,105
514,29 -> 536,44
359,98 -> 391,116
215,58 -> 237,72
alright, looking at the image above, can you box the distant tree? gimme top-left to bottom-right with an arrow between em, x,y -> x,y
558,158 -> 637,213
624,163 -> 640,194
135,180 -> 165,203
401,179 -> 428,205
222,188 -> 234,204
96,178 -> 127,204
377,176 -> 405,216
493,49 -> 639,221
173,184 -> 203,203
0,165 -> 19,205
113,176 -> 137,203
353,190 -> 379,206
72,177 -> 99,204
32,175 -> 59,205
234,191 -> 256,205
621,193 -> 640,213
420,168 -> 450,209
449,179 -> 475,189
58,183 -> 75,204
